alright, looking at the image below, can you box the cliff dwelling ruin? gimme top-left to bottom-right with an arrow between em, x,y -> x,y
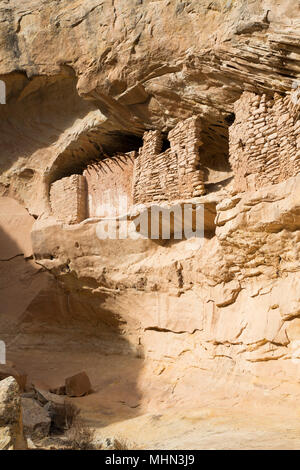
49,116 -> 206,224
50,89 -> 300,228
230,90 -> 300,192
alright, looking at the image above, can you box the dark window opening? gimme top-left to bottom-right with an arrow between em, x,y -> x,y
225,113 -> 236,125
161,138 -> 171,153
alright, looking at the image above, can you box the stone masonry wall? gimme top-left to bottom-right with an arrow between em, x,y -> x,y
133,116 -> 205,204
50,174 -> 87,224
83,152 -> 136,218
50,117 -> 206,223
229,91 -> 300,192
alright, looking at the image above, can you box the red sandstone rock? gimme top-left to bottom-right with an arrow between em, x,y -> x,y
65,372 -> 91,397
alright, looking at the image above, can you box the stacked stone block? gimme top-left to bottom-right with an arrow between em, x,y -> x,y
168,116 -> 204,198
133,116 -> 205,204
229,91 -> 300,192
133,131 -> 165,203
50,174 -> 87,224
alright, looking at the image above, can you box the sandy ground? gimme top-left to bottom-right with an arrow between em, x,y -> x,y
8,347 -> 300,450
94,408 -> 300,450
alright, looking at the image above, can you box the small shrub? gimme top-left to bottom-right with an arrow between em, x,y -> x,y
112,437 -> 133,450
65,418 -> 97,450
64,402 -> 80,430
48,400 -> 80,434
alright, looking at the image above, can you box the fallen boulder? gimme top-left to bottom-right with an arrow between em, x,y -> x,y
0,376 -> 27,450
33,387 -> 79,431
65,372 -> 91,398
37,388 -> 78,430
21,397 -> 51,440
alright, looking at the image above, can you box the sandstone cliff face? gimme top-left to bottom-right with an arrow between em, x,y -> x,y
0,0 -> 300,446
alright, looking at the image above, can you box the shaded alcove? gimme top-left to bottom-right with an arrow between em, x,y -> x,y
198,116 -> 234,190
47,109 -> 235,243
0,221 -> 144,426
47,131 -> 143,188
0,72 -> 96,176
45,129 -> 144,221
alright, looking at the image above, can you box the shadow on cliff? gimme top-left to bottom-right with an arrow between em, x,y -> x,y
0,73 -> 143,181
0,73 -> 96,176
20,275 -> 145,426
0,226 -> 144,426
0,225 -> 44,338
